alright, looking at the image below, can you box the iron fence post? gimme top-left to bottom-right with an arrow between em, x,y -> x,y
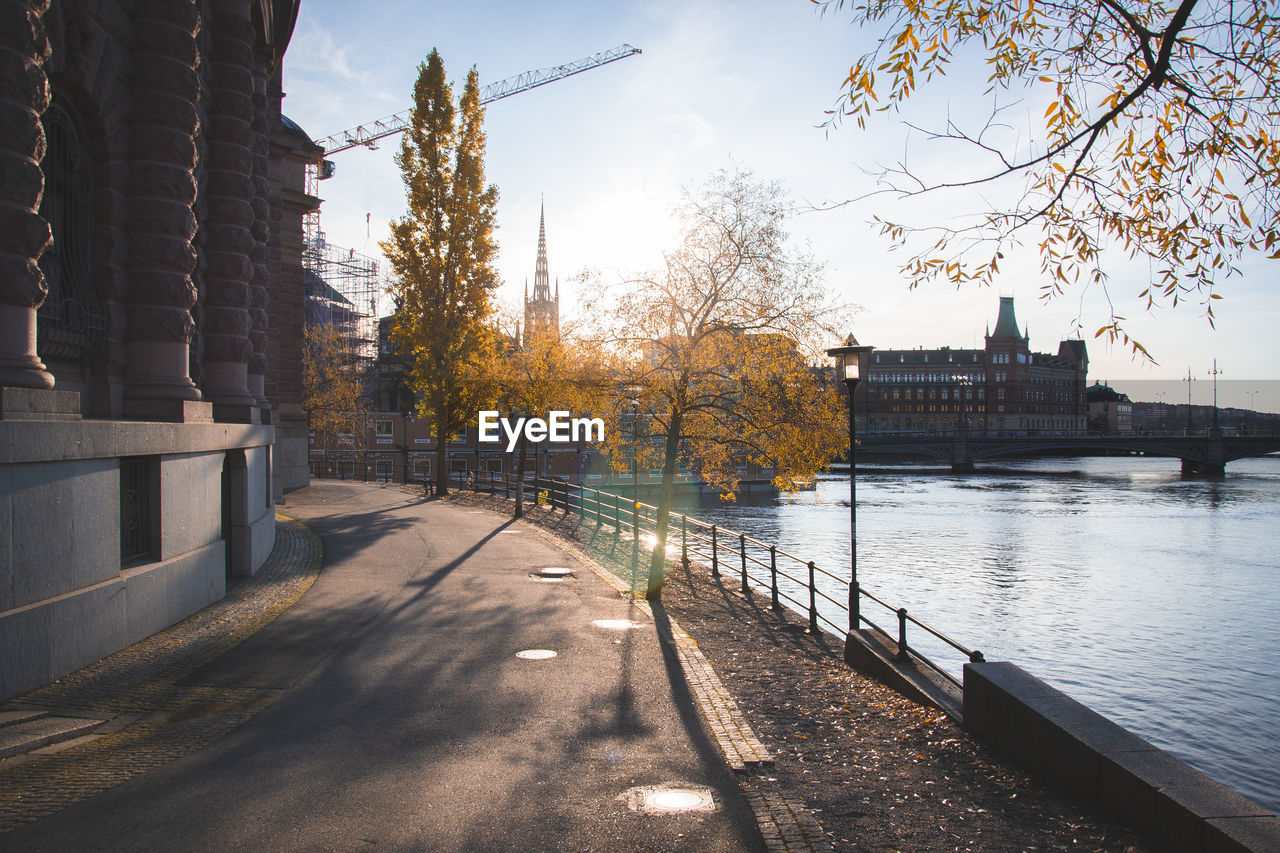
897,608 -> 910,661
740,533 -> 748,594
681,515 -> 688,569
807,561 -> 818,631
711,525 -> 719,577
770,546 -> 780,611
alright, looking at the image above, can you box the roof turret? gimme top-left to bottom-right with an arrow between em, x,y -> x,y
988,296 -> 1027,342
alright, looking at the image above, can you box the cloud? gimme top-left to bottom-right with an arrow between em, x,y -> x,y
288,24 -> 367,83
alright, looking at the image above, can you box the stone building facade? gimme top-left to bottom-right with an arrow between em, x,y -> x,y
0,0 -> 314,702
856,297 -> 1089,436
1086,382 -> 1135,434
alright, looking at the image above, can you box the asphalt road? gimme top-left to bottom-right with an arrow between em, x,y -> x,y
9,482 -> 762,852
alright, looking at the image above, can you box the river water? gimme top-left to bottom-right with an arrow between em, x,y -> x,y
683,456 -> 1280,816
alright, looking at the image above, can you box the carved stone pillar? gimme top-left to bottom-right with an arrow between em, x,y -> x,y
123,0 -> 204,415
0,0 -> 54,390
200,0 -> 257,415
247,52 -> 271,414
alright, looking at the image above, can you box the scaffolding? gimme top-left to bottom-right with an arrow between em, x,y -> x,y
303,231 -> 384,363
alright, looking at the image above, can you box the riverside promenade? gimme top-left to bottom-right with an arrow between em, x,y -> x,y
1,481 -> 1160,851
1,482 -> 768,851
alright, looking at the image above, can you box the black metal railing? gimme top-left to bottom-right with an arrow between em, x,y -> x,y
459,473 -> 984,689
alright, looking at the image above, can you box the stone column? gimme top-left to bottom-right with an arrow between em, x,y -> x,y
123,0 -> 204,416
247,51 -> 271,414
199,0 -> 257,417
0,0 -> 54,390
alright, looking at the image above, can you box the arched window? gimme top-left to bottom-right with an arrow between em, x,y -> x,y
37,99 -> 105,363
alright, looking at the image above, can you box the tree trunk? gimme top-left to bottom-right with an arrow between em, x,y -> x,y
647,407 -> 684,600
514,431 -> 526,518
434,390 -> 449,496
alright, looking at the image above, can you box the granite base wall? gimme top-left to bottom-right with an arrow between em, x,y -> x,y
0,420 -> 275,702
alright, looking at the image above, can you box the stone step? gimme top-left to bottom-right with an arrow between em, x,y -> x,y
0,715 -> 106,760
0,709 -> 48,729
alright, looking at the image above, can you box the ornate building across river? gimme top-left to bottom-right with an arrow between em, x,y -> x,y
857,297 -> 1089,436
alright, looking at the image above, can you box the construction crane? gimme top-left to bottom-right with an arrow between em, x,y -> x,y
300,43 -> 641,365
313,43 -> 642,158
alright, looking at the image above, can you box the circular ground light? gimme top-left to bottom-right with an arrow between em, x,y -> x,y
592,619 -> 641,630
651,791 -> 707,810
536,567 -> 575,578
515,649 -> 558,660
619,783 -> 718,814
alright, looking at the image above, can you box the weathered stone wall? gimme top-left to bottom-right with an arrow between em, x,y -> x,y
0,0 -> 305,700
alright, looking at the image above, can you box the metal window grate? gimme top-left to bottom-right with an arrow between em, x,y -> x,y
37,99 -> 106,362
120,457 -> 152,562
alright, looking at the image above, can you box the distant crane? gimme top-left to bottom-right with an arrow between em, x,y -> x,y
300,43 -> 641,339
314,43 -> 642,158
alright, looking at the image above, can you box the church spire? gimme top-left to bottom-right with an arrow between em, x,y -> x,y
532,199 -> 552,303
524,197 -> 560,345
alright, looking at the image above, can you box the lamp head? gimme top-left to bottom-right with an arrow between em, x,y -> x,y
826,334 -> 874,384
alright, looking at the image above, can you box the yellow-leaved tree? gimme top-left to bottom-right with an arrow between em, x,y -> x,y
491,322 -> 610,518
303,322 -> 370,463
586,169 -> 847,599
382,49 -> 498,495
821,0 -> 1280,357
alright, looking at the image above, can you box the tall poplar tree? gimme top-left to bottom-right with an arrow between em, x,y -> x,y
382,50 -> 499,495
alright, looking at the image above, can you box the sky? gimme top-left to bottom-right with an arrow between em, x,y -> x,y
282,0 -> 1280,411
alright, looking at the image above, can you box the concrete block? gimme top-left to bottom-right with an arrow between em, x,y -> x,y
48,579 -> 127,683
0,464 -> 11,610
0,388 -> 81,421
248,504 -> 275,574
246,445 -> 270,515
122,544 -> 223,645
1,420 -> 273,465
120,560 -> 174,644
963,662 -> 1066,767
1036,691 -> 1160,804
159,452 -> 223,559
1204,816 -> 1280,853
8,459 -> 119,608
0,602 -> 53,701
164,543 -> 224,626
0,716 -> 104,759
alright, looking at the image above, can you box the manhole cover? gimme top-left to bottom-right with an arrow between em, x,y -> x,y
619,783 -> 718,814
536,567 -> 574,578
592,619 -> 642,630
515,649 -> 558,660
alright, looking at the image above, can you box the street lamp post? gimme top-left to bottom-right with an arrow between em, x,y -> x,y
626,393 -> 643,583
1208,359 -> 1223,433
1185,368 -> 1195,434
827,334 -> 873,638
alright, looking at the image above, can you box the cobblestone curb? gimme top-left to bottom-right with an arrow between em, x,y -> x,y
0,516 -> 323,832
439,490 -> 836,852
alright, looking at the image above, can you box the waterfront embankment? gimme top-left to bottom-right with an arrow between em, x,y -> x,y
448,486 -> 1161,851
691,457 -> 1280,816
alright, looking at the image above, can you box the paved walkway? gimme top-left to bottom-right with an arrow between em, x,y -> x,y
1,482 -> 772,851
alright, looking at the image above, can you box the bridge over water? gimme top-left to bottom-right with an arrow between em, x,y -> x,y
854,431 -> 1280,475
